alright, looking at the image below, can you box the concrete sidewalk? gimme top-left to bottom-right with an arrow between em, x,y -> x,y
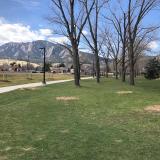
0,77 -> 92,94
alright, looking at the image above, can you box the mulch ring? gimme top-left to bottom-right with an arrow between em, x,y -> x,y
116,91 -> 133,95
56,96 -> 79,101
144,105 -> 160,113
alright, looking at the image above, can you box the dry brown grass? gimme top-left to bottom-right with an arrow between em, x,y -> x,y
56,96 -> 79,101
116,91 -> 133,95
0,59 -> 39,67
60,129 -> 70,134
28,87 -> 39,90
0,156 -> 8,160
19,87 -> 39,91
21,147 -> 35,152
144,105 -> 160,112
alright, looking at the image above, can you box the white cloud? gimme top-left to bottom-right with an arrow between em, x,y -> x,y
48,37 -> 69,44
0,17 -> 69,45
39,29 -> 53,37
79,48 -> 92,53
12,0 -> 40,8
82,30 -> 88,35
0,17 -> 6,24
0,22 -> 42,44
149,41 -> 159,50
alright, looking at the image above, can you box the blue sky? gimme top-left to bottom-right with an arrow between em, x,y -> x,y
0,0 -> 160,52
0,0 -> 51,29
0,0 -> 68,45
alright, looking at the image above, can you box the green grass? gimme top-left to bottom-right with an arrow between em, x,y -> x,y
0,73 -> 73,87
0,78 -> 160,160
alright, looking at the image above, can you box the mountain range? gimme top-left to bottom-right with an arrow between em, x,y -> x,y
0,40 -> 94,65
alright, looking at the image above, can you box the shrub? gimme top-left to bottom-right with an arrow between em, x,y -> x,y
144,58 -> 160,80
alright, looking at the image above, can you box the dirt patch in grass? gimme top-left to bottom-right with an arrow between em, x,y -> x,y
56,96 -> 79,101
19,87 -> 39,91
116,91 -> 133,95
0,80 -> 11,82
4,147 -> 12,151
21,147 -> 35,152
144,105 -> 160,112
28,87 -> 39,90
60,129 -> 70,134
0,156 -> 8,160
115,139 -> 123,143
36,134 -> 46,141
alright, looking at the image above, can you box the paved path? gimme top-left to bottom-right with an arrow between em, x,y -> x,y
0,77 -> 92,94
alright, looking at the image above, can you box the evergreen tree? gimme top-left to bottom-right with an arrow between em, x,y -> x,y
59,63 -> 65,67
43,63 -> 52,72
144,58 -> 160,80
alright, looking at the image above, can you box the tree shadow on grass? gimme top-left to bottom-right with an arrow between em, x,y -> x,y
0,80 -> 11,83
136,79 -> 160,94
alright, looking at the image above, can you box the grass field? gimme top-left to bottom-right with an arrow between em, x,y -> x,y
0,78 -> 160,160
0,72 -> 73,87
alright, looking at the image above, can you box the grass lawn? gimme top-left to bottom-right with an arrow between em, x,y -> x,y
0,73 -> 73,87
0,78 -> 160,160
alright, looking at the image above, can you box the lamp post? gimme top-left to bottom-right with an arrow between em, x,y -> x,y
39,47 -> 46,85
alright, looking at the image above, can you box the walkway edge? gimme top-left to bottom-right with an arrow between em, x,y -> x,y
0,77 -> 93,94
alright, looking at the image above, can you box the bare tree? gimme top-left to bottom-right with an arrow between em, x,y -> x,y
101,46 -> 110,78
104,30 -> 121,79
82,0 -> 109,83
49,0 -> 94,86
105,0 -> 159,84
104,1 -> 128,82
127,0 -> 159,85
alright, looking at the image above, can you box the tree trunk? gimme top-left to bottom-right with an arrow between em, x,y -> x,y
72,44 -> 80,87
121,50 -> 126,82
115,61 -> 118,79
134,70 -> 137,78
129,46 -> 135,85
113,58 -> 118,79
92,59 -> 95,78
104,58 -> 109,78
95,49 -> 100,83
129,62 -> 135,85
128,1 -> 135,86
122,13 -> 126,82
122,67 -> 126,82
77,54 -> 81,80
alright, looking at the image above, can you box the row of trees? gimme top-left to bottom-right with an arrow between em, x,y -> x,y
50,0 -> 159,86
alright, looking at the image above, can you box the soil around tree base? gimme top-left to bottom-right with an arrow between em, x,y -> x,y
144,105 -> 160,112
